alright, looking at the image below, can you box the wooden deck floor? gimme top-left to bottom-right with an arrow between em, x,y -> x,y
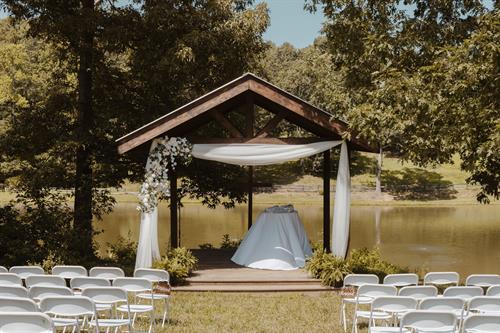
173,249 -> 332,292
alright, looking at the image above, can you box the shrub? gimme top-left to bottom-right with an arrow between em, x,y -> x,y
348,248 -> 408,280
305,247 -> 408,287
220,234 -> 241,249
305,249 -> 351,287
107,234 -> 137,276
153,247 -> 198,285
198,243 -> 215,250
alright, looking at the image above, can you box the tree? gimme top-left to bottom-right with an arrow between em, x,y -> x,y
305,0 -> 497,200
0,0 -> 270,260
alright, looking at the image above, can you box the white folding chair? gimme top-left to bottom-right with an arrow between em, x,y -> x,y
400,310 -> 457,333
0,312 -> 54,333
463,314 -> 500,332
0,273 -> 23,286
469,296 -> 500,315
486,285 -> 500,297
398,285 -> 438,301
26,275 -> 66,288
0,296 -> 39,312
424,272 -> 459,289
466,274 -> 500,288
40,296 -> 96,332
443,286 -> 483,302
28,286 -> 73,302
70,277 -> 110,290
51,265 -> 87,279
89,267 -> 125,280
113,277 -> 155,332
0,266 -> 7,273
9,266 -> 45,279
81,287 -> 132,332
0,285 -> 28,298
351,284 -> 398,333
383,274 -> 419,288
340,274 -> 380,331
419,297 -> 466,330
368,296 -> 417,332
135,268 -> 171,326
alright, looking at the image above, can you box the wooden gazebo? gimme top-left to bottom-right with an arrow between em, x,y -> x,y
117,73 -> 376,251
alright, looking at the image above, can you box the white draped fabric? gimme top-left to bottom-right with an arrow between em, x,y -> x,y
191,141 -> 342,166
135,140 -> 161,270
331,142 -> 351,258
231,210 -> 312,270
135,140 -> 352,268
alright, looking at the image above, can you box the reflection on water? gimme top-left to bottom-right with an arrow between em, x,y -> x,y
95,203 -> 500,276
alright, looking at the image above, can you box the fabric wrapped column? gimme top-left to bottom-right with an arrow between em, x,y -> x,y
331,141 -> 351,258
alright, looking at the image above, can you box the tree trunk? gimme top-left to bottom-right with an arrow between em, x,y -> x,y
375,147 -> 383,196
73,0 -> 95,257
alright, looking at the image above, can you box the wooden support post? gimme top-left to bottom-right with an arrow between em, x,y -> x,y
169,169 -> 178,249
248,166 -> 253,230
323,149 -> 331,252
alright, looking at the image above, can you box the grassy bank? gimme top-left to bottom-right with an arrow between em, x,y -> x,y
145,292 -> 364,333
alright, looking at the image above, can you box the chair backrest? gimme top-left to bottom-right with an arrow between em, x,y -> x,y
0,312 -> 53,333
423,272 -> 459,286
400,310 -> 457,332
383,273 -> 419,287
26,275 -> 66,288
356,284 -> 397,301
0,285 -> 29,298
0,266 -> 7,273
113,277 -> 152,293
371,296 -> 417,314
419,297 -> 465,312
463,314 -> 500,332
443,286 -> 483,300
399,286 -> 438,300
28,286 -> 73,301
134,268 -> 169,282
466,274 -> 500,287
9,266 -> 45,279
487,285 -> 500,297
52,265 -> 87,279
70,277 -> 110,290
0,297 -> 39,312
89,267 -> 125,280
40,296 -> 95,318
81,287 -> 128,304
469,297 -> 500,314
0,273 -> 23,286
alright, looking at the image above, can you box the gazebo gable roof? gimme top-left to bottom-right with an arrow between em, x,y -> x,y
117,73 -> 376,153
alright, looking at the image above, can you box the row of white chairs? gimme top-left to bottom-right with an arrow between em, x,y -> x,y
0,268 -> 171,330
341,273 -> 500,332
344,272 -> 500,288
0,289 -> 140,333
0,265 -> 127,280
353,288 -> 500,332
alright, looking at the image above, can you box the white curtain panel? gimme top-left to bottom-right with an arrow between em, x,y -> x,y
191,141 -> 342,166
135,140 -> 161,270
331,141 -> 351,258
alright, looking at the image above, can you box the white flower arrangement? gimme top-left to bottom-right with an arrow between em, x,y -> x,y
138,137 -> 192,213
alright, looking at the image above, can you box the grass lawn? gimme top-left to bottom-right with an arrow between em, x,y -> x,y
145,292 -> 367,333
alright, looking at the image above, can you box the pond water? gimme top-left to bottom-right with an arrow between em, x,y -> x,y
95,203 -> 500,277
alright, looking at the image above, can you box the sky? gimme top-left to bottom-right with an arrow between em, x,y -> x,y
256,0 -> 324,48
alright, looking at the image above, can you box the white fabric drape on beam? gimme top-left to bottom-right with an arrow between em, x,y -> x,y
191,141 -> 342,166
135,140 -> 161,270
331,141 -> 351,258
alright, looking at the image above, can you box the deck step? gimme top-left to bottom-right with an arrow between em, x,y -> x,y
173,283 -> 332,292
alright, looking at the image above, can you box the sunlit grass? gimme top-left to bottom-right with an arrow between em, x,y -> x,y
138,292 -> 368,333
